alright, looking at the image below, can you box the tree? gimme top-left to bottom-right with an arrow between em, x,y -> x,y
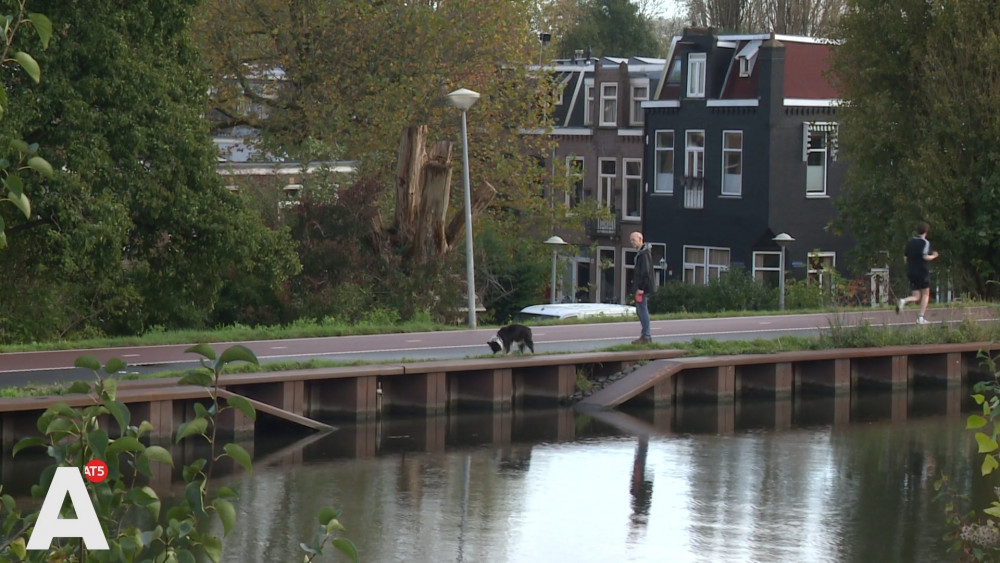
682,0 -> 845,35
193,1 -> 566,322
0,0 -> 300,340
550,0 -> 664,58
0,1 -> 53,249
832,0 -> 1000,298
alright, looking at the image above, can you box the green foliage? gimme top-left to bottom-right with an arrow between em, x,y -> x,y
0,1 -> 300,341
832,1 -> 1000,298
650,268 -> 776,314
476,224 -> 549,324
554,0 -> 663,58
0,345 -> 356,561
936,350 -> 1000,559
0,2 -> 52,249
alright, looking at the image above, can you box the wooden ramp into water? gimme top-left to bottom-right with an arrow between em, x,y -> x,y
216,389 -> 334,432
575,359 -> 684,411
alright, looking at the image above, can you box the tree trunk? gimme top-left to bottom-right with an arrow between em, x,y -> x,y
392,125 -> 496,262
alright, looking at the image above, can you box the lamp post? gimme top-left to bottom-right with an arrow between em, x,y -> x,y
543,235 -> 568,303
538,32 -> 551,66
446,88 -> 480,328
772,232 -> 795,311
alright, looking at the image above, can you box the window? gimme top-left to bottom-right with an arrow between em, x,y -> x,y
685,130 -> 705,209
722,130 -> 742,196
600,83 -> 618,126
598,247 -> 616,303
584,79 -> 594,126
736,40 -> 761,78
654,130 -> 674,194
685,131 -> 705,178
666,58 -> 682,84
803,122 -> 838,196
623,159 -> 642,220
630,79 -> 649,125
598,158 -> 616,208
753,251 -> 782,287
683,245 -> 730,284
808,252 -> 836,291
687,53 -> 707,98
565,156 -> 584,207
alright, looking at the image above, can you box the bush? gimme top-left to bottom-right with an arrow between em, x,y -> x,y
650,268 -> 775,314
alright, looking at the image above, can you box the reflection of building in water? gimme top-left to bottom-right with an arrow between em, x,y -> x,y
628,436 -> 654,542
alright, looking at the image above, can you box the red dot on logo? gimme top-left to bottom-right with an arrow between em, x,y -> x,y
84,459 -> 108,483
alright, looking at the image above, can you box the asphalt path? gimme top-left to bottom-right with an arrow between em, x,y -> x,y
0,307 -> 993,387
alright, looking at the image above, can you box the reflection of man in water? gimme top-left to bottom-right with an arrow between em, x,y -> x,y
630,436 -> 653,531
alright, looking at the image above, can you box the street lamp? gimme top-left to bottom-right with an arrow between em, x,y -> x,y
543,235 -> 568,303
538,32 -> 551,66
446,88 -> 481,328
772,232 -> 795,311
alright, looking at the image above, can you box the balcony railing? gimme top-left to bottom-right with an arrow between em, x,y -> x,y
683,176 -> 704,209
586,215 -> 619,238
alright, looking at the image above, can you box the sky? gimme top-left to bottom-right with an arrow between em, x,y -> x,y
646,0 -> 684,19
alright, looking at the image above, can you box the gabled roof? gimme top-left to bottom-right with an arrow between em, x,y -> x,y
654,32 -> 838,104
531,56 -> 666,129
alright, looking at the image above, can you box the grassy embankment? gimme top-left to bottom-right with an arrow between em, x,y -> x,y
2,304 -> 997,399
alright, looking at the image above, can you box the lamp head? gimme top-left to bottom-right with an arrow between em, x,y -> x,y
543,235 -> 567,246
446,88 -> 480,111
772,232 -> 795,247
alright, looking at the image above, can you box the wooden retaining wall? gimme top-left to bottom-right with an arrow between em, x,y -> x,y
1,343 -> 997,445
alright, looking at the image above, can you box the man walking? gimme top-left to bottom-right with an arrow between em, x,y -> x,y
629,232 -> 656,344
897,221 -> 939,324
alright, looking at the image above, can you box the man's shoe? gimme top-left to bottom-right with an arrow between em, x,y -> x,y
896,299 -> 905,314
632,337 -> 652,344
917,317 -> 930,325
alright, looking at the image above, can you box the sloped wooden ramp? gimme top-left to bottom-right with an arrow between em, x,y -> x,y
575,359 -> 684,411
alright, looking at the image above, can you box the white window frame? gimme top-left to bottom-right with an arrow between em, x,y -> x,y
753,251 -> 782,286
600,83 -> 618,127
685,130 -> 705,178
683,245 -> 730,285
654,130 -> 674,195
684,130 -> 705,209
623,158 -> 642,221
565,156 -> 585,208
630,79 -> 649,126
687,53 -> 707,98
739,57 -> 751,77
598,158 -> 616,208
808,251 -> 836,290
624,246 -> 637,303
584,78 -> 594,126
721,130 -> 743,197
597,246 -> 617,304
803,122 -> 838,197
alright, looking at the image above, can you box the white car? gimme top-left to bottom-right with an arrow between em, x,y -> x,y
514,303 -> 637,323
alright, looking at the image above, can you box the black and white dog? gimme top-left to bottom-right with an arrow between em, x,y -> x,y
487,324 -> 535,355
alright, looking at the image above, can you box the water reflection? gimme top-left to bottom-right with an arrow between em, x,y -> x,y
0,389 -> 986,562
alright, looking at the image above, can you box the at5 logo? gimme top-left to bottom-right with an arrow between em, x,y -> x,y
26,461 -> 110,551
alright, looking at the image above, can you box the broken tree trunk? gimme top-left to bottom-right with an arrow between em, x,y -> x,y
394,125 -> 428,243
392,125 -> 497,263
412,140 -> 453,258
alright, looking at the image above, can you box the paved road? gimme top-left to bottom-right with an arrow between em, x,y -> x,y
0,306 -> 994,386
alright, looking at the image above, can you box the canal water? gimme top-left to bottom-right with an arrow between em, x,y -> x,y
1,388 -> 990,561
207,388 -> 989,562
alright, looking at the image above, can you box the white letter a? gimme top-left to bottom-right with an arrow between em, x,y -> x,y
26,467 -> 109,550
